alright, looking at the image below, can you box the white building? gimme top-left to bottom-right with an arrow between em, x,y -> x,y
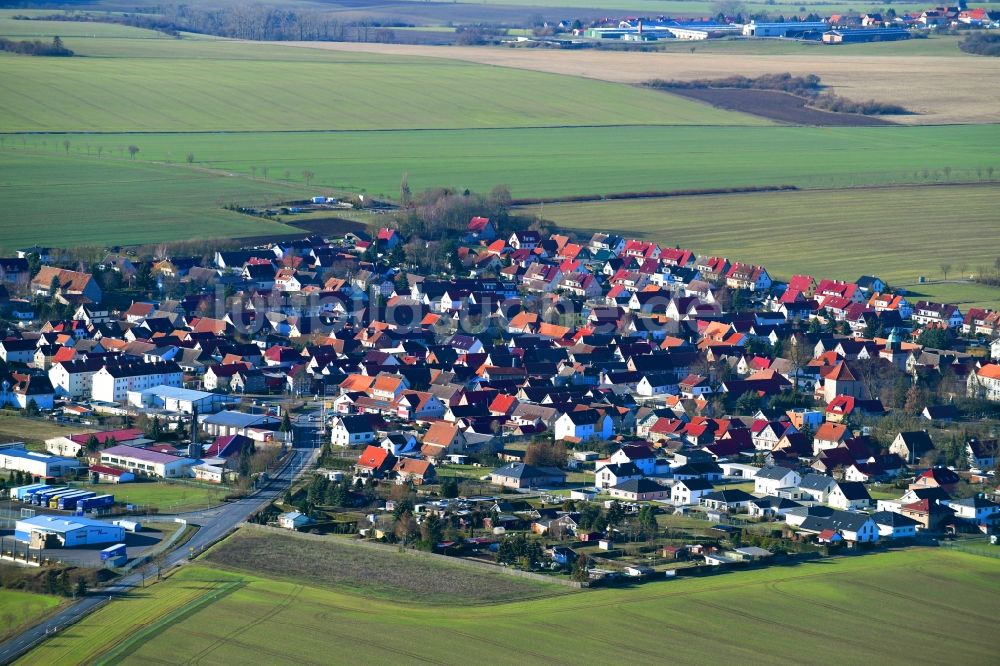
753,466 -> 801,496
14,515 -> 124,547
127,385 -> 238,414
92,361 -> 182,403
554,409 -> 612,442
49,358 -> 104,398
0,445 -> 82,479
100,444 -> 193,478
671,478 -> 714,505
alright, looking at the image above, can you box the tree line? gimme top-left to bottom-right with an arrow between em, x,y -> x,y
0,35 -> 72,56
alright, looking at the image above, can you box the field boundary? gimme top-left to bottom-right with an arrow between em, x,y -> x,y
241,523 -> 587,589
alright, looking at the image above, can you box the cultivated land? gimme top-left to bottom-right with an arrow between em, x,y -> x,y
203,527 -> 566,603
287,42 -> 1000,125
18,548 -> 1000,665
0,414 -> 91,449
0,590 -> 62,643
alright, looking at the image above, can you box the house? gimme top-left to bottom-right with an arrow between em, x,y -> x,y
490,462 -> 565,489
278,511 -> 312,530
0,339 -> 37,366
899,499 -> 955,531
700,489 -> 754,513
944,495 -> 1000,526
921,405 -> 957,423
968,364 -> 1000,402
609,477 -> 669,501
909,466 -> 960,494
828,481 -> 872,510
31,266 -> 103,304
871,511 -> 919,539
911,301 -> 962,329
330,415 -> 380,447
606,444 -> 658,475
813,422 -> 850,455
725,263 -> 771,292
748,496 -> 802,519
554,409 -> 613,442
753,466 -> 801,496
356,445 -> 396,477
466,216 -> 496,242
392,458 -> 436,485
671,478 -> 714,505
91,361 -> 182,403
1,372 -> 55,410
889,430 -> 935,465
595,462 -> 643,489
966,438 -> 998,470
798,473 -> 837,503
797,510 -> 879,543
421,421 -> 467,460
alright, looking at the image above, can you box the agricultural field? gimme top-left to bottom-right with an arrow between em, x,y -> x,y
298,42 -> 1000,125
82,480 -> 228,513
0,151 -> 311,251
0,34 -> 759,132
0,590 -> 62,643
202,527 -> 566,603
19,547 -> 1000,665
525,184 -> 1000,307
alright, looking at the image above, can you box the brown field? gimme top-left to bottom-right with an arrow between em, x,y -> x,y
666,88 -> 895,126
273,42 -> 1000,125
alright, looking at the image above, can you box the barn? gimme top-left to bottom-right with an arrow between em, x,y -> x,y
14,515 -> 125,548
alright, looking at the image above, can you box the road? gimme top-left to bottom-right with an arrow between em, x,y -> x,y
0,414 -> 321,665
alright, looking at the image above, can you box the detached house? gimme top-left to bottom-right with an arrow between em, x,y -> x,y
31,266 -> 102,304
554,409 -> 613,442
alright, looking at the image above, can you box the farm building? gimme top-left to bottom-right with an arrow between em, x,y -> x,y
14,515 -> 124,548
99,444 -> 194,478
0,445 -> 82,479
128,385 -> 239,414
822,28 -> 911,44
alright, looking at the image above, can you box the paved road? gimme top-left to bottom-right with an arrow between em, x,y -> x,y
0,419 -> 320,665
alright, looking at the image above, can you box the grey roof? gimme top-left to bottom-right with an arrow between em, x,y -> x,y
799,473 -> 837,492
201,410 -> 272,428
755,466 -> 796,481
675,478 -> 714,491
785,505 -> 835,520
871,511 -> 920,527
598,462 -> 641,478
612,478 -> 664,494
492,462 -> 564,480
702,489 -> 754,503
800,510 -> 874,533
750,496 -> 802,510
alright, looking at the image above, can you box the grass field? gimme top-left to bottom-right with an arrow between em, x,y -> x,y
19,547 -> 1000,665
0,36 -> 761,132
0,413 -> 91,449
203,527 -> 567,603
75,481 -> 228,513
526,184 -> 1000,307
0,590 -> 62,643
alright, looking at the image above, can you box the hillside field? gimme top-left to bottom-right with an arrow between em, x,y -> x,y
527,184 -> 1000,307
0,590 -> 62,643
18,547 -> 1000,665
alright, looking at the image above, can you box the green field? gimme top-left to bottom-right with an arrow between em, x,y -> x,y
0,590 -> 62,643
73,481 -> 228,513
19,547 -> 1000,665
0,36 -> 760,132
527,184 -> 1000,306
0,414 -> 92,449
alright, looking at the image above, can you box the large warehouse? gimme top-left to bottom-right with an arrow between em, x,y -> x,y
14,515 -> 125,548
0,445 -> 83,479
127,385 -> 239,415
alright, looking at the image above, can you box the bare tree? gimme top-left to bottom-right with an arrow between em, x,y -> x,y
301,170 -> 315,186
186,152 -> 195,164
62,139 -> 70,155
127,145 -> 140,159
250,165 -> 257,179
940,263 -> 952,281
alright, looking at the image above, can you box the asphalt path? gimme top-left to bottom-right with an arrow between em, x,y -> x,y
0,416 -> 321,665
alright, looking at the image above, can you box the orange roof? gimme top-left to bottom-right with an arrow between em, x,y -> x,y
423,421 -> 461,447
340,373 -> 375,392
815,422 -> 848,442
978,364 -> 1000,380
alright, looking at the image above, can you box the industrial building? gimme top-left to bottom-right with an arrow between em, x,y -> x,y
741,21 -> 830,37
822,28 -> 912,44
127,385 -> 240,414
99,444 -> 194,478
14,515 -> 125,548
0,445 -> 82,479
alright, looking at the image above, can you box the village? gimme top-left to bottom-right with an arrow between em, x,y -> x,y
0,208 -> 998,583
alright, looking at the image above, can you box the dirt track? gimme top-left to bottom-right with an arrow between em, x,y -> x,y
269,41 -> 1000,125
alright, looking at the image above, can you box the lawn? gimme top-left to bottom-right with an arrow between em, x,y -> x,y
0,589 -> 62,643
19,548 -> 1000,665
201,526 -> 567,603
527,184 -> 1000,307
76,481 -> 228,513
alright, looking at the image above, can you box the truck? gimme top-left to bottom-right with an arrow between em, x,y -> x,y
113,519 -> 141,532
14,484 -> 49,502
58,490 -> 95,511
33,487 -> 68,506
46,489 -> 80,508
79,494 -> 115,512
99,543 -> 127,561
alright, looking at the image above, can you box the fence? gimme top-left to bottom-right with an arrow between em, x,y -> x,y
243,523 -> 587,589
940,537 -> 1000,559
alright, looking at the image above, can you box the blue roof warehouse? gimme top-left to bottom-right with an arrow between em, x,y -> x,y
14,515 -> 125,548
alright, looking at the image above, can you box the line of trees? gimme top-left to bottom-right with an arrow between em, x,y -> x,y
0,35 -> 72,57
960,32 -> 1000,56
